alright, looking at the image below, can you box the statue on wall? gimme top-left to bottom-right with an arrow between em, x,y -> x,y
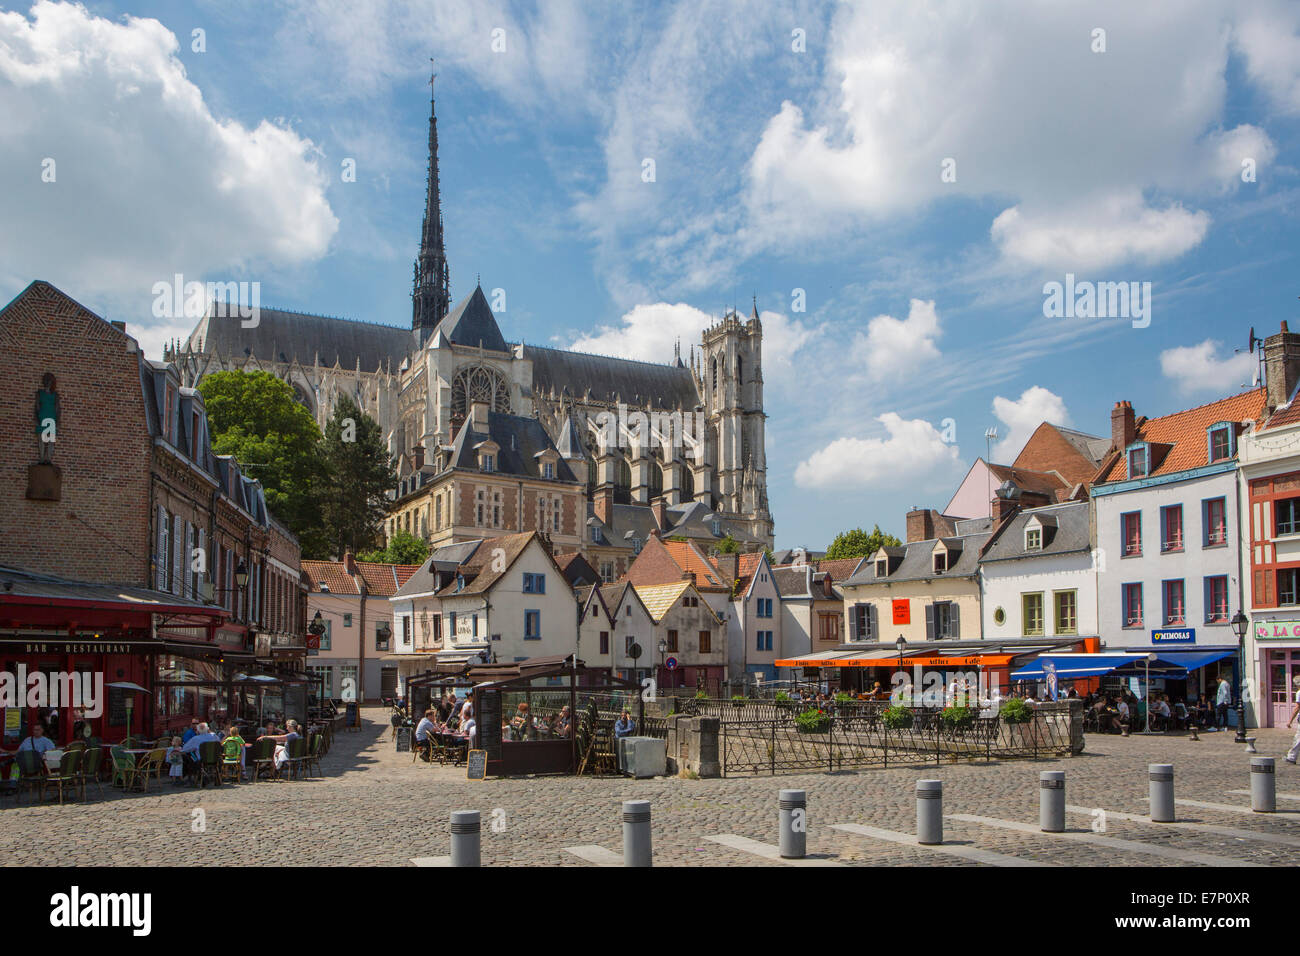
35,372 -> 60,464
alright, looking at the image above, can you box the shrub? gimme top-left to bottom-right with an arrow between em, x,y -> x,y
940,705 -> 974,730
795,708 -> 830,734
834,691 -> 853,703
695,689 -> 707,699
999,698 -> 1034,724
775,691 -> 790,701
881,705 -> 913,729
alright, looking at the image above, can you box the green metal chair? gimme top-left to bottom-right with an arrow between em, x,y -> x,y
303,734 -> 324,777
78,746 -> 105,800
284,737 -> 308,781
15,751 -> 45,804
45,750 -> 82,804
250,738 -> 277,782
196,741 -> 223,788
110,747 -> 140,791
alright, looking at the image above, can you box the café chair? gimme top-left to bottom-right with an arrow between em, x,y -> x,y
110,747 -> 140,791
250,738 -> 277,782
77,746 -> 105,801
45,750 -> 82,805
138,748 -> 167,792
15,751 -> 45,804
303,735 -> 324,778
195,741 -> 223,789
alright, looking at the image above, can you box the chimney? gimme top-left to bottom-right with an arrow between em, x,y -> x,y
1264,321 -> 1300,411
651,499 -> 668,532
413,444 -> 425,470
595,487 -> 613,526
990,492 -> 1019,524
110,320 -> 126,332
1111,400 -> 1136,451
717,551 -> 739,583
470,401 -> 489,431
906,507 -> 935,543
343,551 -> 358,575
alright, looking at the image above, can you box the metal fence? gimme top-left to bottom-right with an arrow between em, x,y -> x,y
717,706 -> 1076,776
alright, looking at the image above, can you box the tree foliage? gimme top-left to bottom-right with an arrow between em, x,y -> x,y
714,534 -> 741,554
197,370 -> 326,554
317,394 -> 397,559
825,524 -> 902,560
358,529 -> 429,565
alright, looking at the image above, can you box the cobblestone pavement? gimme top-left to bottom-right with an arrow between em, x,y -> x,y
4,709 -> 1299,866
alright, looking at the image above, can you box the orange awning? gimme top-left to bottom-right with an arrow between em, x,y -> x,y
775,653 -> 1019,669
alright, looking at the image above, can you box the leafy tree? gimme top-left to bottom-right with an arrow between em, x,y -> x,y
317,395 -> 397,559
714,534 -> 741,554
196,370 -> 326,554
825,524 -> 902,561
358,529 -> 429,565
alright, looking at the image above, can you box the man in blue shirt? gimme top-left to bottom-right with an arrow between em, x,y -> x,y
613,710 -> 635,738
17,722 -> 55,755
181,719 -> 200,745
1215,677 -> 1232,730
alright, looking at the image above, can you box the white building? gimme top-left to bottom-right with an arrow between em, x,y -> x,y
727,552 -> 784,684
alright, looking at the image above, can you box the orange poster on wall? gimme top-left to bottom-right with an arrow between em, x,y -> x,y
892,599 -> 910,625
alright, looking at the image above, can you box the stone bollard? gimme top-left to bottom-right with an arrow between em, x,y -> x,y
623,799 -> 652,867
1039,770 -> 1065,833
1149,764 -> 1175,823
449,810 -> 481,867
1251,757 -> 1276,813
778,789 -> 807,859
916,779 -> 943,845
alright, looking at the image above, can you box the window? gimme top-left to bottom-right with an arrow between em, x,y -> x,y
625,634 -> 635,652
482,454 -> 495,473
756,631 -> 773,652
1160,505 -> 1184,553
699,630 -> 712,654
319,618 -> 333,652
1025,527 -> 1042,551
1204,576 -> 1229,623
757,597 -> 773,618
711,519 -> 722,537
343,612 -> 353,627
818,613 -> 840,643
1122,583 -> 1143,628
448,612 -> 457,636
850,603 -> 874,641
1162,579 -> 1186,626
666,629 -> 678,652
933,551 -> 948,574
875,559 -> 888,577
929,601 -> 959,639
1277,498 -> 1300,537
1023,593 -> 1044,636
625,605 -> 632,618
591,525 -> 604,544
599,631 -> 609,655
1053,590 -> 1077,635
1208,423 -> 1234,462
524,610 -> 541,639
599,561 -> 614,583
543,461 -> 555,479
378,621 -> 394,652
1204,497 -> 1227,546
1128,445 -> 1149,478
1279,569 -> 1299,606
435,496 -> 442,530
522,572 -> 546,594
1121,512 -> 1142,556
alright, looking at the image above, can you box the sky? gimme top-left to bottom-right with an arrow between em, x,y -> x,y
2,0 -> 1299,550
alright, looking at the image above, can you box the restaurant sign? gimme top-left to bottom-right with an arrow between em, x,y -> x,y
1151,628 -> 1195,644
1255,620 -> 1300,641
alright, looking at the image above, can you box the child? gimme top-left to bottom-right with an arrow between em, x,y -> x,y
166,736 -> 185,785
223,725 -> 247,777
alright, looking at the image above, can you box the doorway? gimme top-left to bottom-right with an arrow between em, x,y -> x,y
1267,649 -> 1300,728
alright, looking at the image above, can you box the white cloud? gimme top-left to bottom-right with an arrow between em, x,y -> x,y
1159,340 -> 1258,396
0,1 -> 337,332
1234,2 -> 1300,114
793,413 -> 961,490
854,299 -> 941,382
991,386 -> 1070,461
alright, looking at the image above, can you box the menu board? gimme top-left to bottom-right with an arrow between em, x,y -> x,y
344,701 -> 358,727
478,689 -> 502,761
465,749 -> 487,780
395,726 -> 411,753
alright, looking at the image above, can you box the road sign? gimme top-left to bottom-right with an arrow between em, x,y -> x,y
665,657 -> 678,670
628,642 -> 642,660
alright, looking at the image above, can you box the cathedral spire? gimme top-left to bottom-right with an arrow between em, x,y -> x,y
413,59 -> 451,346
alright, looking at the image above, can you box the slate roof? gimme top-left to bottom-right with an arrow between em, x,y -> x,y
392,540 -> 486,598
450,411 -> 579,482
1093,389 -> 1268,483
435,286 -> 509,353
434,531 -> 535,596
185,305 -> 413,371
978,501 -> 1092,563
523,344 -> 700,408
843,528 -> 993,586
556,552 -> 600,588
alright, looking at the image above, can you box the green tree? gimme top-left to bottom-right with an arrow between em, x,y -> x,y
825,524 -> 902,560
196,370 -> 326,554
358,529 -> 430,565
318,395 -> 397,559
714,534 -> 741,554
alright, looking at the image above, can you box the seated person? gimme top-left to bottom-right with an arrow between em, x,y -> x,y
553,706 -> 572,738
17,722 -> 55,756
222,725 -> 247,768
180,722 -> 221,764
1173,698 -> 1189,729
1153,695 -> 1172,730
613,710 -> 636,738
414,709 -> 437,760
258,719 -> 302,773
509,703 -> 533,740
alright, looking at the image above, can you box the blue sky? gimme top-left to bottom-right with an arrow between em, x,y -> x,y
3,0 -> 1300,549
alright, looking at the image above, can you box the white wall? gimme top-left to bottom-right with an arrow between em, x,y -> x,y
980,550 -> 1098,640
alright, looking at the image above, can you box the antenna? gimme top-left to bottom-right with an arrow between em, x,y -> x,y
984,427 -> 999,519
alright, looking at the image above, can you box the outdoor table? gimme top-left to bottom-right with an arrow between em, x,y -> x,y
42,749 -> 66,772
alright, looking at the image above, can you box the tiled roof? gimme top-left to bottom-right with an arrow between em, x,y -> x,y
302,561 -> 358,595
734,551 -> 764,592
814,557 -> 864,583
662,541 -> 727,589
986,463 -> 1068,499
1262,392 -> 1300,431
633,581 -> 692,622
1094,389 -> 1268,483
435,531 -> 535,596
302,560 -> 419,596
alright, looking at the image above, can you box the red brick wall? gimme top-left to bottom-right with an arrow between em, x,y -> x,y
1012,423 -> 1099,487
0,282 -> 152,583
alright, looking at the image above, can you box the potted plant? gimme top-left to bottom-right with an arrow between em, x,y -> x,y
940,705 -> 974,735
695,689 -> 708,700
881,705 -> 913,730
999,697 -> 1035,748
795,708 -> 830,734
731,695 -> 746,707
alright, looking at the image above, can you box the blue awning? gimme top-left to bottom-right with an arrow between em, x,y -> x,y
1012,655 -> 1139,679
1139,650 -> 1235,672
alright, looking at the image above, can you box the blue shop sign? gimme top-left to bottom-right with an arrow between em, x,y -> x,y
1151,627 -> 1195,644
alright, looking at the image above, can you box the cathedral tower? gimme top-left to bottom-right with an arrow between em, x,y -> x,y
412,64 -> 451,347
701,300 -> 767,526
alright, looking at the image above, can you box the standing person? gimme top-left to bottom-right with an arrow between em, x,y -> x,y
1215,676 -> 1232,730
1285,676 -> 1300,765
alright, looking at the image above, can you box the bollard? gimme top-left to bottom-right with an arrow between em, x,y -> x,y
623,799 -> 652,867
778,789 -> 807,859
916,779 -> 943,845
449,810 -> 481,867
1039,770 -> 1065,833
1251,757 -> 1276,813
1149,764 -> 1175,822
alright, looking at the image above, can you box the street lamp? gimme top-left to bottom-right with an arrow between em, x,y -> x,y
896,634 -> 906,701
1231,610 -> 1250,743
234,560 -> 249,590
657,638 -> 667,691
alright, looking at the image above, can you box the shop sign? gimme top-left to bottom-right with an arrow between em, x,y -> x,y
892,599 -> 910,626
1255,620 -> 1300,640
1151,628 -> 1195,644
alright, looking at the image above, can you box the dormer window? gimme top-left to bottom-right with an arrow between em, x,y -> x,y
456,574 -> 465,592
631,537 -> 643,555
1025,527 -> 1042,551
1127,444 -> 1150,479
482,454 -> 495,473
933,552 -> 947,574
1208,422 -> 1235,463
543,461 -> 555,479
711,519 -> 722,536
591,525 -> 604,544
875,558 -> 888,577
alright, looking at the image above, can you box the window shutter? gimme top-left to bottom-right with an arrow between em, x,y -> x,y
925,604 -> 935,641
950,603 -> 960,638
173,518 -> 185,596
1202,577 -> 1211,624
155,506 -> 167,590
868,604 -> 878,641
848,605 -> 859,640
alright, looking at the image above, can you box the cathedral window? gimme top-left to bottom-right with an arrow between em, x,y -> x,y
711,358 -> 717,390
451,365 -> 509,432
435,496 -> 442,530
737,357 -> 743,387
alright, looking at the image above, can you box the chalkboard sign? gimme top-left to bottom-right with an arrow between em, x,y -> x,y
395,727 -> 411,753
344,701 -> 358,727
465,749 -> 487,780
478,690 -> 502,761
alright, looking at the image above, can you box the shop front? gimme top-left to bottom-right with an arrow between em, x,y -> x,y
1249,617 -> 1300,727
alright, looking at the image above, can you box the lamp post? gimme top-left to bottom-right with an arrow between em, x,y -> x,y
896,634 -> 907,702
1231,610 -> 1250,743
657,638 -> 667,693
